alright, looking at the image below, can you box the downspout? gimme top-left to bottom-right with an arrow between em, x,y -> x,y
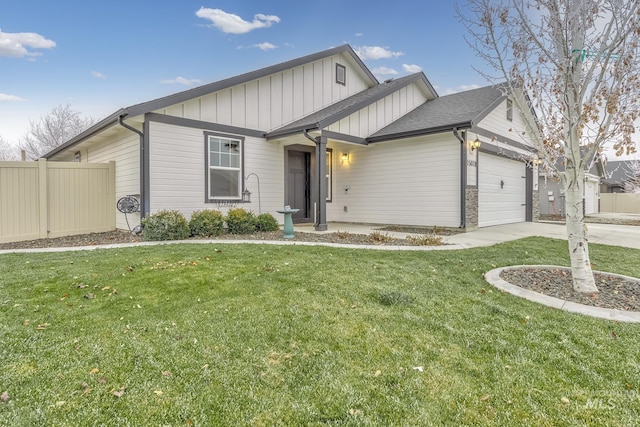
118,115 -> 146,219
453,128 -> 466,229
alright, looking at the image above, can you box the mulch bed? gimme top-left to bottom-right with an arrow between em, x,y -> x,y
501,267 -> 640,312
0,229 -> 413,250
3,231 -> 639,313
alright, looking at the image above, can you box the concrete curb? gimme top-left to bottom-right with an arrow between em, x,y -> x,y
484,265 -> 640,323
0,239 -> 466,255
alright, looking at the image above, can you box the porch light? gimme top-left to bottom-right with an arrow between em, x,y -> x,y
341,153 -> 349,162
470,137 -> 481,151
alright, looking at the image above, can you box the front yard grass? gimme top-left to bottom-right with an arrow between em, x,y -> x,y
1,237 -> 639,426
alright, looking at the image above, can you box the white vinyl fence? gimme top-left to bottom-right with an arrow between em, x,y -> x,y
0,159 -> 116,244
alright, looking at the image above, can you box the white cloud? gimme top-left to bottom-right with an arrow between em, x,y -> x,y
0,93 -> 26,102
402,64 -> 422,73
355,33 -> 363,37
354,45 -> 403,60
0,29 -> 55,58
196,8 -> 280,34
254,42 -> 277,51
372,67 -> 398,75
160,77 -> 202,86
91,71 -> 107,80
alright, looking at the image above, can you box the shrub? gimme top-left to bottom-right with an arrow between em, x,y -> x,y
255,213 -> 280,232
226,208 -> 256,234
189,209 -> 225,237
367,231 -> 395,244
141,210 -> 190,241
406,234 -> 444,246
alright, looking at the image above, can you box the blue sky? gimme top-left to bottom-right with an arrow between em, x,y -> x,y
0,0 -> 490,146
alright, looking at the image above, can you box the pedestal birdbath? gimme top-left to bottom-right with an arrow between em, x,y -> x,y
276,206 -> 300,238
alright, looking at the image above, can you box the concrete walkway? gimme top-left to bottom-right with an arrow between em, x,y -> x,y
303,220 -> 640,250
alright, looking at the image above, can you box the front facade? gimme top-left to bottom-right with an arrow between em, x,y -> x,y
46,45 -> 540,232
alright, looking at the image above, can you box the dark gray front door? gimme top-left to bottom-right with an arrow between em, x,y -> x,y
287,151 -> 310,222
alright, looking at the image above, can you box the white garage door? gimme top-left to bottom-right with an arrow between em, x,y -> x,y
478,153 -> 527,227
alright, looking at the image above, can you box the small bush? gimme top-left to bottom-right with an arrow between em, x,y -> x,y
367,231 -> 395,244
255,213 -> 280,232
189,209 -> 225,237
406,234 -> 444,246
226,208 -> 256,234
141,210 -> 190,241
333,230 -> 351,239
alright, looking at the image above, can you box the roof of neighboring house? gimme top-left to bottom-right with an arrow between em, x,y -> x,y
367,84 -> 507,142
45,44 -> 376,159
601,160 -> 640,186
266,73 -> 436,138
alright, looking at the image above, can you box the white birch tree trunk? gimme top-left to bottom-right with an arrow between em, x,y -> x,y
562,167 -> 598,293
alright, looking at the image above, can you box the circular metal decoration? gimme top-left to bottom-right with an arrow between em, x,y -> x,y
117,196 -> 140,214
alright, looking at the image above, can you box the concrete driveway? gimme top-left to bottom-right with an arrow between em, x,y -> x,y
445,221 -> 640,250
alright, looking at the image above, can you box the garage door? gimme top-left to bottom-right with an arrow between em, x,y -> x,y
478,153 -> 527,227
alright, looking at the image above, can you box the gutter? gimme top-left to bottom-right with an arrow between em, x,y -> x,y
452,128 -> 467,229
118,115 -> 147,219
44,108 -> 127,159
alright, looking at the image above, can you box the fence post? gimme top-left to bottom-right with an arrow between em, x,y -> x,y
108,161 -> 116,229
38,158 -> 48,238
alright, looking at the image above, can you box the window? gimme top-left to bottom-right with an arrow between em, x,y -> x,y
205,133 -> 243,201
506,99 -> 513,121
336,63 -> 346,86
326,149 -> 333,202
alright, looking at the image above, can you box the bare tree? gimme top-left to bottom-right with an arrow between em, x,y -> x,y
622,160 -> 640,193
0,135 -> 20,161
20,104 -> 95,160
458,0 -> 640,292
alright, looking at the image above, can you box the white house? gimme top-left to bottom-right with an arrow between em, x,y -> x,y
45,44 -> 540,232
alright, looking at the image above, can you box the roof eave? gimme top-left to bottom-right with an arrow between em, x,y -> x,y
44,108 -> 129,159
367,122 -> 473,144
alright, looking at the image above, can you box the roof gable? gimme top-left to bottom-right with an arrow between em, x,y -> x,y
127,44 -> 377,117
266,73 -> 437,138
368,84 -> 506,142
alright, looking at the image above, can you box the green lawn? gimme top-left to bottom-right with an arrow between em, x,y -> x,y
1,237 -> 639,426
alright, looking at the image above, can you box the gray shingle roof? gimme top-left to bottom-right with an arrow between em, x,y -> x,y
368,84 -> 507,142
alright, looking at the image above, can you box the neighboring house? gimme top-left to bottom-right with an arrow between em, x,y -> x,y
45,44 -> 539,232
600,160 -> 640,193
538,172 -> 600,216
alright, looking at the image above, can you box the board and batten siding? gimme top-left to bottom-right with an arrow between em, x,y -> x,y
327,134 -> 461,227
477,98 -> 536,152
147,121 -> 284,218
326,83 -> 429,138
155,53 -> 370,133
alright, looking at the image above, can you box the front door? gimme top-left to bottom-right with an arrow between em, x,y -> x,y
287,150 -> 311,222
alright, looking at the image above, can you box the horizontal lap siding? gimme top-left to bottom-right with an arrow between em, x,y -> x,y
148,122 -> 284,218
328,135 -> 460,227
89,133 -> 140,230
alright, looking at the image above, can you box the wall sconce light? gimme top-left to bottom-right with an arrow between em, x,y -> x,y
341,153 -> 349,162
470,137 -> 481,151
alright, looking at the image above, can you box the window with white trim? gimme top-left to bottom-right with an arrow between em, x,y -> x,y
506,99 -> 513,121
205,133 -> 243,201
